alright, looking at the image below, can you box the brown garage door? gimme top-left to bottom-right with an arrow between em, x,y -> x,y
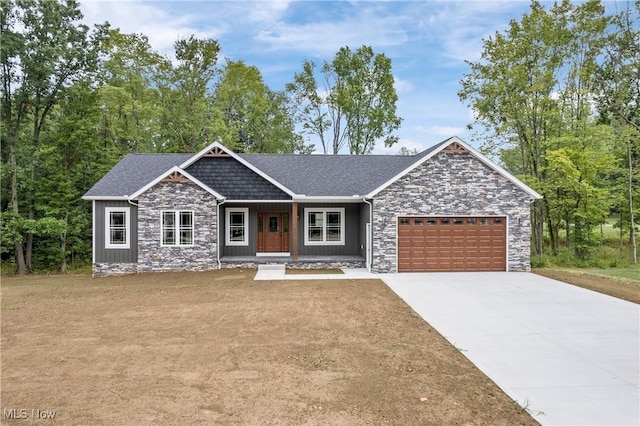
398,216 -> 506,272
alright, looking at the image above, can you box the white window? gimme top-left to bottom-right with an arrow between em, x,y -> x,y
105,207 -> 130,249
226,208 -> 249,246
304,208 -> 345,245
161,210 -> 194,246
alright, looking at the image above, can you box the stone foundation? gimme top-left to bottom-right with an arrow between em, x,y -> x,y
93,263 -> 138,277
220,260 -> 366,270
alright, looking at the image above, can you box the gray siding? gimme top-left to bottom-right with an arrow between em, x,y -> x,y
297,203 -> 361,256
220,202 -> 364,257
94,200 -> 138,263
221,203 -> 291,256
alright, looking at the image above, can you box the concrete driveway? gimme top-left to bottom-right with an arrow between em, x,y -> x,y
381,272 -> 639,426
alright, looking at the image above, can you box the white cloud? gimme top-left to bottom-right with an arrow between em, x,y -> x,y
254,11 -> 409,56
80,1 -> 294,59
414,1 -> 525,64
80,1 -> 225,58
373,138 -> 426,155
394,76 -> 413,93
248,0 -> 291,23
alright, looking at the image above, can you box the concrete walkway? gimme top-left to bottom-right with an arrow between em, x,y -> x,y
382,272 -> 640,426
253,264 -> 376,281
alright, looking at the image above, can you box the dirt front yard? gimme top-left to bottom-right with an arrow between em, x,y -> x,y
2,270 -> 536,425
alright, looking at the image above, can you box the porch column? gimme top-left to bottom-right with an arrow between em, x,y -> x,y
291,202 -> 298,260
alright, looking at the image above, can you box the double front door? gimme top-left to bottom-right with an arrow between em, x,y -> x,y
258,212 -> 290,253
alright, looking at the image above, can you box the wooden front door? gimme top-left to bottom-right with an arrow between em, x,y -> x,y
258,212 -> 290,253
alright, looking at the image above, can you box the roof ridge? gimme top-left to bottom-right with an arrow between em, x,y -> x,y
240,153 -> 417,158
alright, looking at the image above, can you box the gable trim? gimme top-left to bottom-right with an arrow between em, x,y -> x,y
179,142 -> 297,198
128,166 -> 225,200
366,136 -> 542,200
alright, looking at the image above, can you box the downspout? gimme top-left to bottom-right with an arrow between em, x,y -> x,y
362,197 -> 373,272
127,198 -> 139,271
216,198 -> 227,269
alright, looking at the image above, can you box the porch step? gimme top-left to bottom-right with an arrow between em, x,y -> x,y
255,264 -> 286,280
257,264 -> 286,271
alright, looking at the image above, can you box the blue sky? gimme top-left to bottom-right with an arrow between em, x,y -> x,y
80,0 -> 540,154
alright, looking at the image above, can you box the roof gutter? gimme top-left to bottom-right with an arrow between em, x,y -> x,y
292,195 -> 365,203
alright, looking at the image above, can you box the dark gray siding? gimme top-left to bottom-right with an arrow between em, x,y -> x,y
185,157 -> 291,200
297,203 -> 361,256
220,203 -> 291,256
220,202 -> 364,257
94,200 -> 138,263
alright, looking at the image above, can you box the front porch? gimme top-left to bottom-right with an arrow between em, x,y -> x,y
220,255 -> 366,270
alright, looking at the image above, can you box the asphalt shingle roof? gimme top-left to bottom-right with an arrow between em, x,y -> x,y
238,142 -> 443,196
240,154 -> 414,196
83,153 -> 191,198
83,141 -> 447,199
185,157 -> 290,200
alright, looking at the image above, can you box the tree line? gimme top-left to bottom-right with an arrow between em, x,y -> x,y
1,0 -> 638,273
459,0 -> 638,265
0,0 -> 401,273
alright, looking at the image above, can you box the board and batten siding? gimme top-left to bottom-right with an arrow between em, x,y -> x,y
94,200 -> 138,263
220,202 -> 364,257
220,203 -> 290,257
297,203 -> 361,256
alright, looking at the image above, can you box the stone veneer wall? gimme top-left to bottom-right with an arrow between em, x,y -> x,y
137,182 -> 217,273
371,152 -> 533,273
219,260 -> 366,270
93,262 -> 138,277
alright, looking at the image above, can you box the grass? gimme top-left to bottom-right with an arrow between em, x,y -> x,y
534,266 -> 640,304
580,267 -> 640,281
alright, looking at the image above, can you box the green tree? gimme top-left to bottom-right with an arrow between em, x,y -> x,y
459,0 -> 610,257
34,81 -> 103,271
98,29 -> 169,153
333,46 -> 402,154
286,61 -> 336,154
287,45 -> 401,154
213,60 -> 308,153
1,0 -> 106,273
595,1 -> 640,263
541,127 -> 615,259
158,35 -> 220,153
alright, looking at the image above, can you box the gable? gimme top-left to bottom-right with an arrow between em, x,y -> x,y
379,148 -> 532,206
128,166 -> 224,200
367,137 -> 542,200
185,156 -> 291,200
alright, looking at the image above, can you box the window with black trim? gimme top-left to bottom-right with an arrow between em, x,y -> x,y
162,210 -> 194,246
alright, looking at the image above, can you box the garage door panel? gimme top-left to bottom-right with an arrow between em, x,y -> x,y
398,216 -> 506,272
